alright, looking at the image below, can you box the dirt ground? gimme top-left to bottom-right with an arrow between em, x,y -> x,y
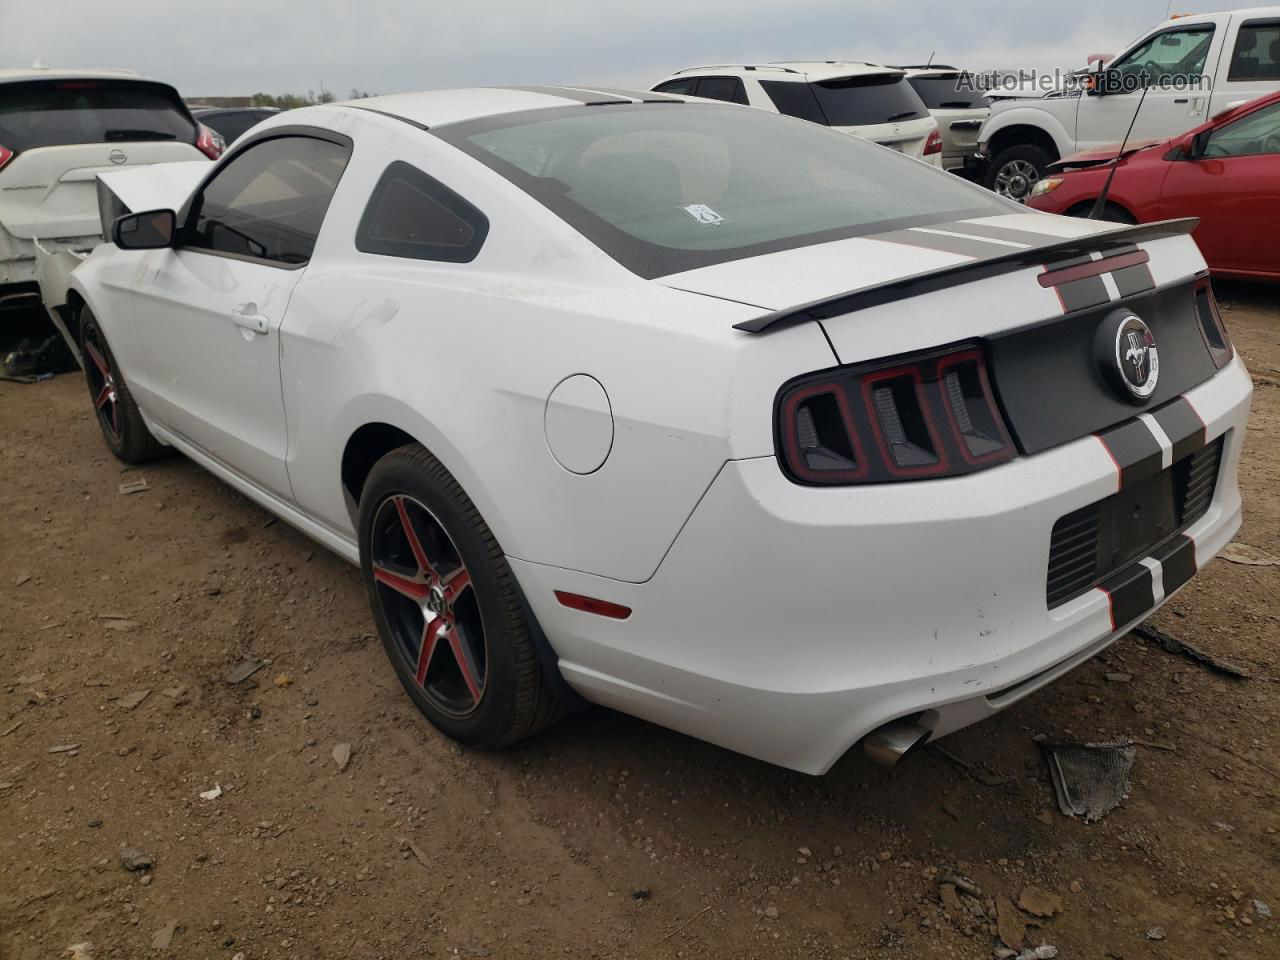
1,284 -> 1277,960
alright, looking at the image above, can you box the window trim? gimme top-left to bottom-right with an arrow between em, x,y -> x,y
354,160 -> 489,263
1227,18 -> 1280,82
176,124 -> 354,271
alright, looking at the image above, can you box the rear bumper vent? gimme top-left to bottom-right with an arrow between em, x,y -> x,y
1046,435 -> 1224,609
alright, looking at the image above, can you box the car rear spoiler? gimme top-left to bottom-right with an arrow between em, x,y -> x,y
733,218 -> 1200,334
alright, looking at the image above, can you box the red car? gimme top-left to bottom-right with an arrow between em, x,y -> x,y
1027,91 -> 1280,282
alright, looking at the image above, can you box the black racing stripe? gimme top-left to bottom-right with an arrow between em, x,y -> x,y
1112,263 -> 1156,298
1151,534 -> 1197,595
945,220 -> 1065,246
1098,418 -> 1164,488
871,229 -> 1017,259
1058,275 -> 1111,312
1152,397 -> 1206,462
496,85 -> 630,105
1101,562 -> 1155,630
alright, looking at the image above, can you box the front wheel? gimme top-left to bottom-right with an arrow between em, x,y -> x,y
80,310 -> 168,463
358,444 -> 564,749
986,144 -> 1052,202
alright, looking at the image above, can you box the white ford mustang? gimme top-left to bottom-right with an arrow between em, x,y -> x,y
69,86 -> 1251,774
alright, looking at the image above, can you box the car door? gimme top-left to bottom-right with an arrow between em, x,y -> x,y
1211,16 -> 1280,115
1076,22 -> 1221,149
1157,99 -> 1280,276
130,130 -> 350,498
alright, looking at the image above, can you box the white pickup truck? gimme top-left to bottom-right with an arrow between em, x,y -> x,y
977,7 -> 1280,199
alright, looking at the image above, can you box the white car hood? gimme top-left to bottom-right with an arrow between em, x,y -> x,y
96,159 -> 211,216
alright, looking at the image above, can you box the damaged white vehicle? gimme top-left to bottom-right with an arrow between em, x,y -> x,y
69,87 -> 1250,774
0,67 -> 218,353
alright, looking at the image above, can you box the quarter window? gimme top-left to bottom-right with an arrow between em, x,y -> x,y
1228,20 -> 1280,81
355,161 -> 488,263
759,80 -> 827,124
653,79 -> 697,96
186,135 -> 349,265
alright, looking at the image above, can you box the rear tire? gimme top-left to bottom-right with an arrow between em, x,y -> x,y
358,443 -> 565,749
80,309 -> 169,464
986,144 -> 1052,202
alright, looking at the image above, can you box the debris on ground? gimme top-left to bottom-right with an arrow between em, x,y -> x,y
1219,542 -> 1280,566
64,943 -> 93,960
274,673 -> 292,688
995,895 -> 1026,950
151,920 -> 178,950
926,743 -> 1007,786
199,784 -> 222,801
15,572 -> 31,586
333,742 -> 353,771
118,478 -> 149,495
2,719 -> 24,737
1146,926 -> 1166,940
1253,899 -> 1272,919
1039,737 -> 1136,822
1017,885 -> 1062,918
1134,623 -> 1251,679
47,743 -> 81,755
119,848 -> 153,872
400,837 -> 429,868
224,660 -> 264,684
113,689 -> 150,710
101,618 -> 138,633
940,874 -> 983,898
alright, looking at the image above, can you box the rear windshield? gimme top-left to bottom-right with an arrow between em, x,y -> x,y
436,103 -> 1008,278
906,74 -> 988,110
0,79 -> 196,152
761,74 -> 929,126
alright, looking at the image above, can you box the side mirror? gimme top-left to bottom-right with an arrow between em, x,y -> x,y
112,209 -> 176,250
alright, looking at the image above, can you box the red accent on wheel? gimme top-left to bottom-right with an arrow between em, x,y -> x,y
448,630 -> 482,701
416,617 -> 444,684
394,495 -> 432,574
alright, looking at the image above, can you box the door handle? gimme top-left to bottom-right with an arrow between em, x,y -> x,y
1174,98 -> 1189,104
231,303 -> 270,335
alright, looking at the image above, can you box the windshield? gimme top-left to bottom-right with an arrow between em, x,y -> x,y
0,79 -> 196,152
907,74 -> 988,110
437,103 -> 1009,278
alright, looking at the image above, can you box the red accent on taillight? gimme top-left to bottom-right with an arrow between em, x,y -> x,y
0,145 -> 13,172
554,591 -> 632,620
924,129 -> 943,156
195,123 -> 223,160
775,344 -> 1016,485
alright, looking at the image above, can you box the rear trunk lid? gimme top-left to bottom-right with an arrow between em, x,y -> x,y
1,142 -> 205,239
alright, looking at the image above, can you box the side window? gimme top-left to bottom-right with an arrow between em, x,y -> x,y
758,80 -> 827,124
1205,100 -> 1280,157
694,77 -> 749,105
1228,20 -> 1280,80
186,135 -> 349,266
654,78 -> 697,96
1112,26 -> 1215,82
355,161 -> 489,263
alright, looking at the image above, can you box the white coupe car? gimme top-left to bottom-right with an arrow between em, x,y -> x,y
69,86 -> 1251,774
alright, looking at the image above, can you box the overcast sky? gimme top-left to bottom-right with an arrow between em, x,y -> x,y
0,0 -> 1251,98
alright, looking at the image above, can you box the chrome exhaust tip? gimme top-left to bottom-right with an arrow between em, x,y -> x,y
863,717 -> 931,767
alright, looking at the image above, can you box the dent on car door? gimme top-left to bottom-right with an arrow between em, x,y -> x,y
129,132 -> 351,498
1160,100 -> 1280,275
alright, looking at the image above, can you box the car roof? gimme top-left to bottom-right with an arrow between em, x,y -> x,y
898,67 -> 966,78
0,66 -> 149,84
1162,5 -> 1280,25
336,85 -> 685,128
669,61 -> 902,83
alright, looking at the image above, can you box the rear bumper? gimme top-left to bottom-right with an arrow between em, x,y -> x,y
513,357 -> 1252,773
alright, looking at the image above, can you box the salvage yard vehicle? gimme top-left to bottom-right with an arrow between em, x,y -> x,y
1028,91 -> 1280,282
0,66 -> 221,352
977,7 -> 1280,199
898,65 -> 989,173
652,62 -> 944,166
68,86 -> 1251,774
192,106 -> 280,147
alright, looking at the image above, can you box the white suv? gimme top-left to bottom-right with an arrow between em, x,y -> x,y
898,66 -> 990,174
652,62 -> 943,166
0,68 -> 219,307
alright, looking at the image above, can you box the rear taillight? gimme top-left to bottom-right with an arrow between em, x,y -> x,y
0,145 -> 13,172
195,123 -> 224,160
1193,275 -> 1232,369
923,129 -> 943,156
777,344 -> 1015,485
